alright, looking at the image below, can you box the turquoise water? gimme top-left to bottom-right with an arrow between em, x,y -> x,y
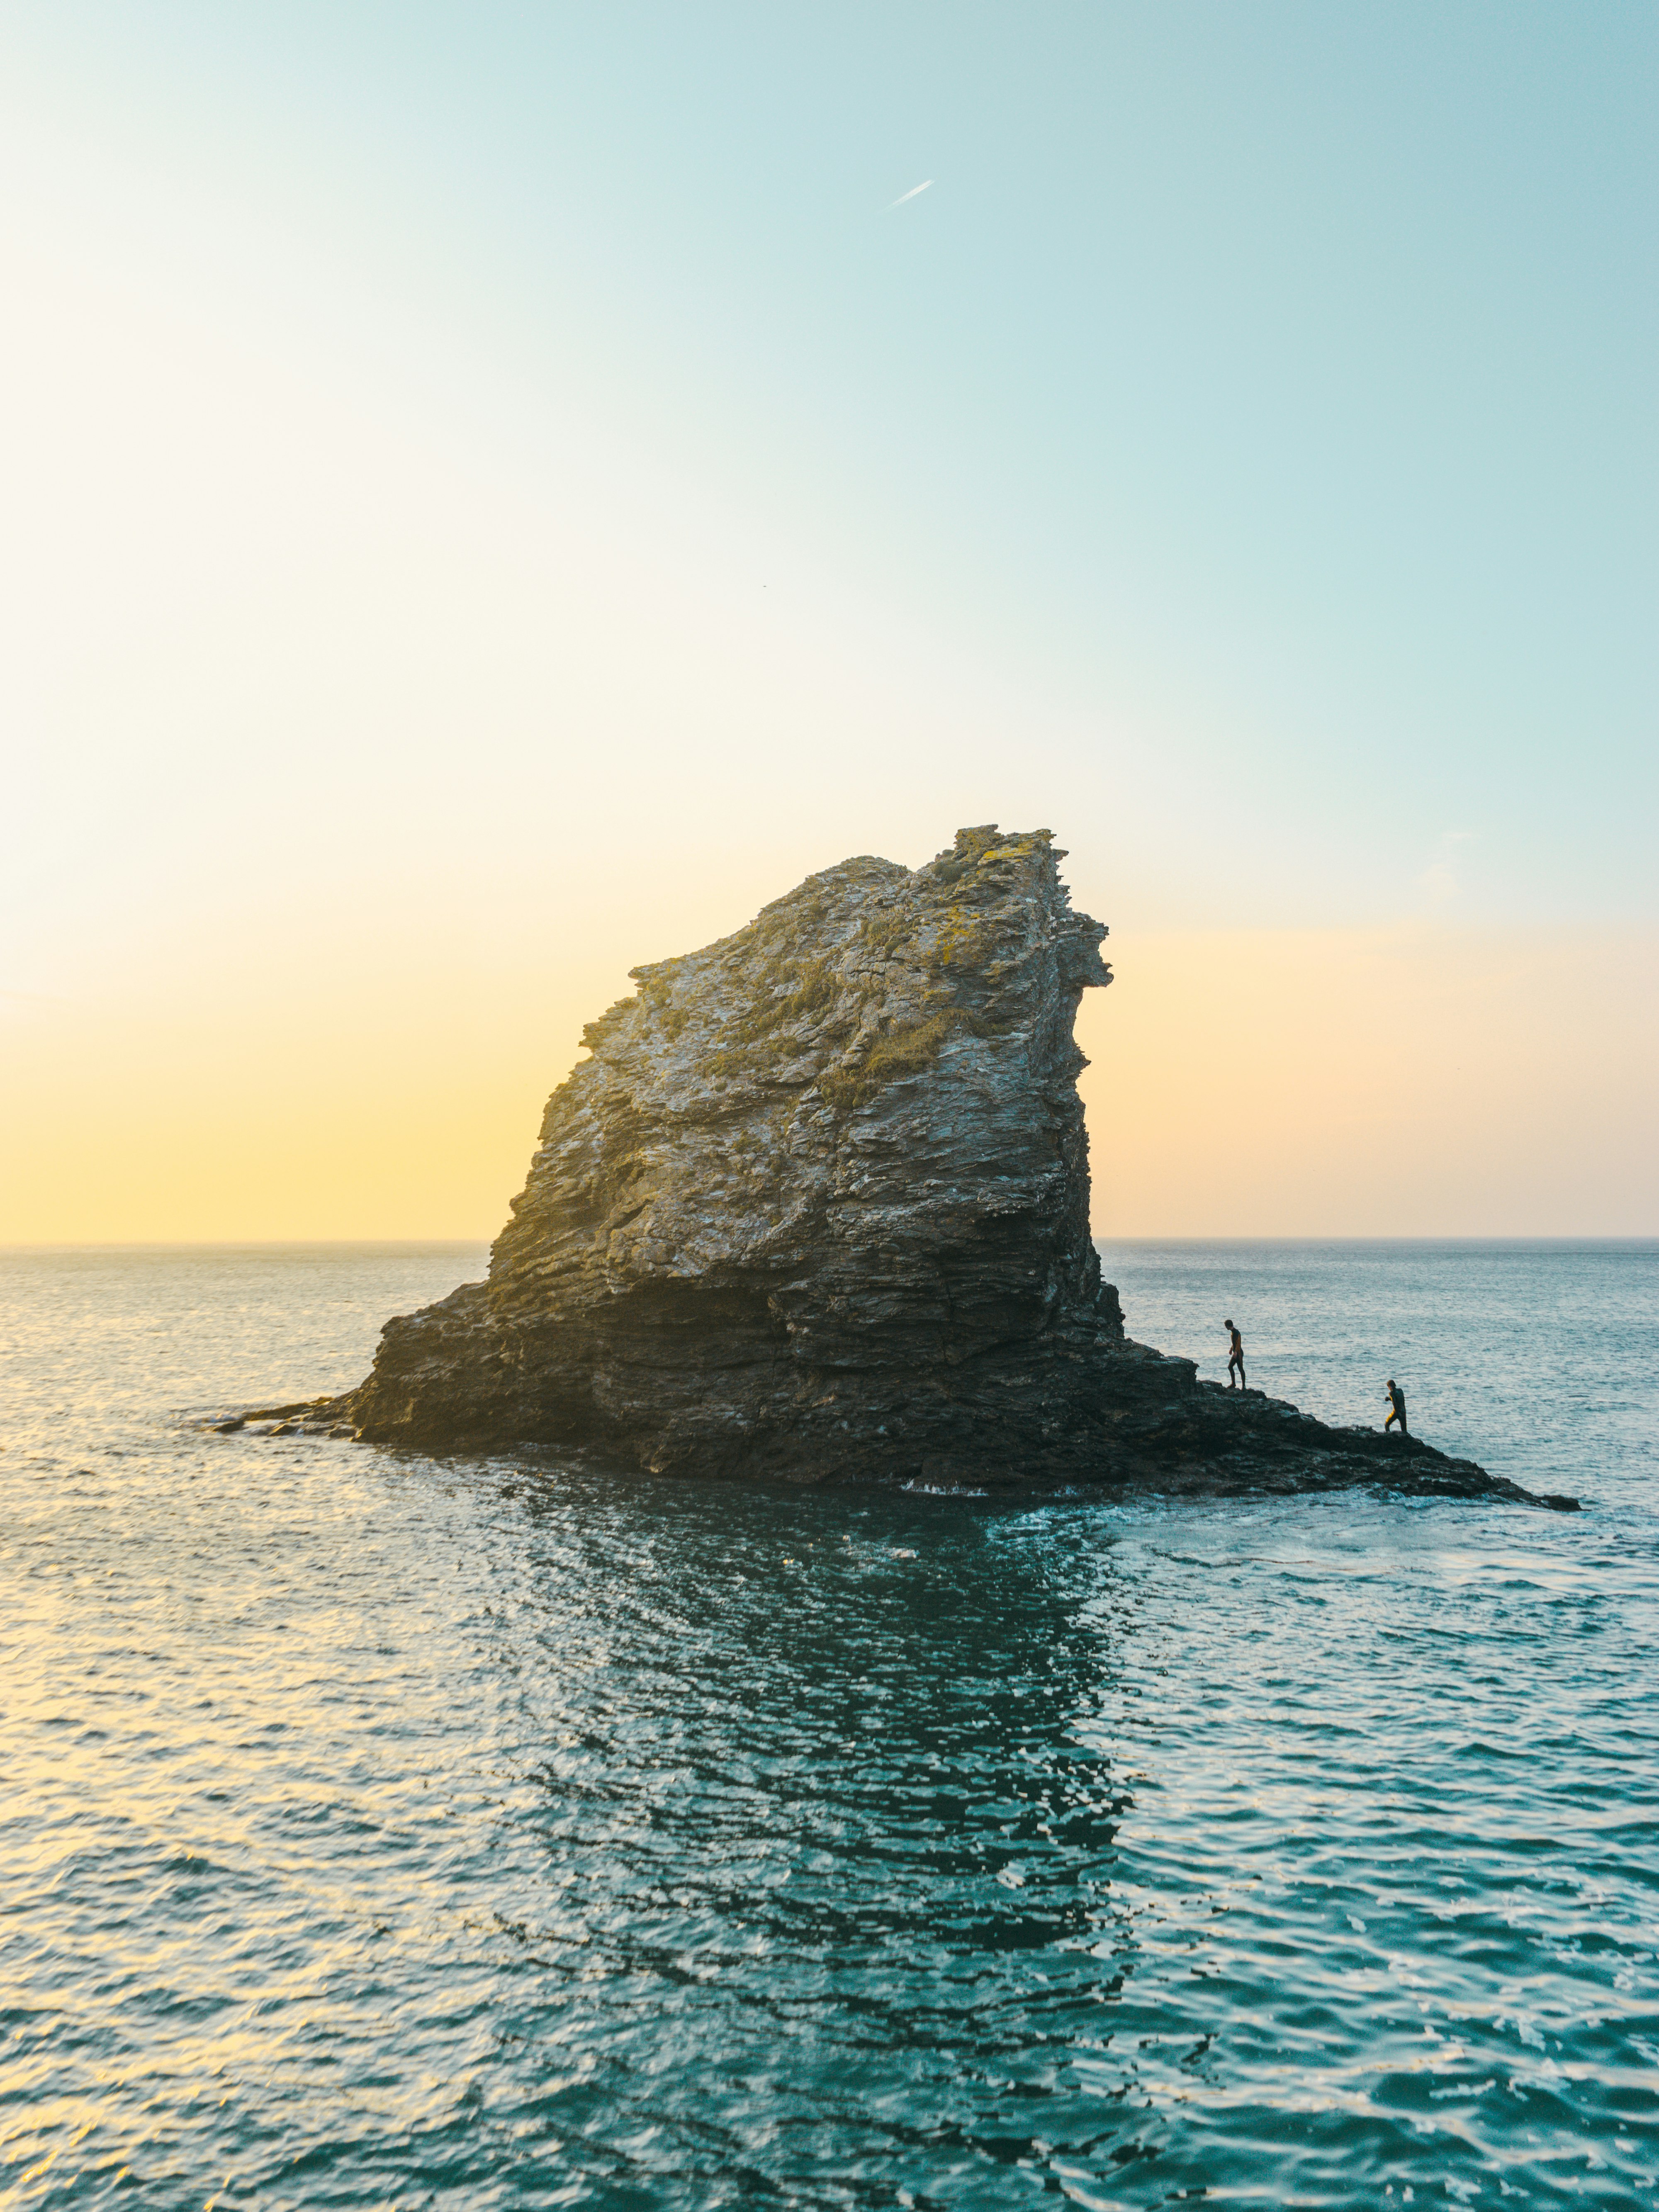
2,1241 -> 1655,2209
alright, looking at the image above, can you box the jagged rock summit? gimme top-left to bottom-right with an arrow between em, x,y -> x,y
285,827 -> 1573,1509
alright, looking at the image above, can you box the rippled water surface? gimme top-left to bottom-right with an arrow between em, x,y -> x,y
2,1241 -> 1656,2209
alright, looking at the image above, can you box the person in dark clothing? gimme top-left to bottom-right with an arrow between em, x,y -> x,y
1385,1380 -> 1408,1436
1225,1320 -> 1245,1389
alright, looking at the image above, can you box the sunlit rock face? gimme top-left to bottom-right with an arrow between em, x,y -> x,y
329,826 -> 1573,1509
345,826 -> 1121,1480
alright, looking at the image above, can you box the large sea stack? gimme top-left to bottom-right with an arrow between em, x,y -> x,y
295,827 -> 1571,1509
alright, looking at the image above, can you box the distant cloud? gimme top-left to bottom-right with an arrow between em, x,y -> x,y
888,180 -> 933,208
1418,829 -> 1479,909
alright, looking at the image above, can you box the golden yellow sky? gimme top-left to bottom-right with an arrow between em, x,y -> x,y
1078,925 -> 1658,1237
6,917 -> 1653,1242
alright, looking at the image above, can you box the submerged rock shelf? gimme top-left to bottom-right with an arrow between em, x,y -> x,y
256,827 -> 1576,1510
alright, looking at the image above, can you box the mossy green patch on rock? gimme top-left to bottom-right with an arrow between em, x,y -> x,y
817,1007 -> 1003,1114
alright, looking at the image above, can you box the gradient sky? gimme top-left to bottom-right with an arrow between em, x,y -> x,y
3,2 -> 1655,1239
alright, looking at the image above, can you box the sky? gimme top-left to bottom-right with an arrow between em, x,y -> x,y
2,1 -> 1654,1240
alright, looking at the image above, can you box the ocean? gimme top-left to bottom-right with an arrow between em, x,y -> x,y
2,1240 -> 1655,2209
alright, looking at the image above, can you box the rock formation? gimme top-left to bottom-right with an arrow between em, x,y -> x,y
263,827 -> 1574,1509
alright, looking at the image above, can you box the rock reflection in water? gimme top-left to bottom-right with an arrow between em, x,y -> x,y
464,1467 -> 1146,2201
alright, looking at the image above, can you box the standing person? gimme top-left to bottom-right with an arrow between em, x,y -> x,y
1225,1320 -> 1245,1390
1385,1379 -> 1408,1436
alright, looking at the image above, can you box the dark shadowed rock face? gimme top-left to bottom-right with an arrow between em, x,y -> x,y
308,827 -> 1573,1510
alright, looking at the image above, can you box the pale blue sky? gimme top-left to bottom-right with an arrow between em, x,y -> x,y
10,0 -> 1651,921
3,5 -> 1656,1236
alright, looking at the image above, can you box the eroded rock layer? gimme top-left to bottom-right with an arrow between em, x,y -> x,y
304,827 -> 1572,1509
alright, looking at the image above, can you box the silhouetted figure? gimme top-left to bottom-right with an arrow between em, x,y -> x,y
1385,1380 -> 1408,1436
1226,1320 -> 1245,1390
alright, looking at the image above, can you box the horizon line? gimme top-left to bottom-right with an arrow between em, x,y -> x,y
3,1234 -> 1656,1252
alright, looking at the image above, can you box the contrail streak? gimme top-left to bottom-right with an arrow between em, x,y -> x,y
888,179 -> 933,207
